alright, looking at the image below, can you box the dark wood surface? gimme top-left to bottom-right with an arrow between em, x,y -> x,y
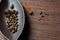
19,0 -> 60,40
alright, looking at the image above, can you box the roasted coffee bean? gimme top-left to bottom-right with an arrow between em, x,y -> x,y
10,4 -> 14,9
40,12 -> 43,15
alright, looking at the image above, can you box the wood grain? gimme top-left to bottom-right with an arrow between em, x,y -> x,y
19,0 -> 60,40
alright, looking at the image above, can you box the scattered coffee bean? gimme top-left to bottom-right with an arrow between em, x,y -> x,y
39,18 -> 42,21
40,12 -> 43,15
45,13 -> 49,16
41,16 -> 45,17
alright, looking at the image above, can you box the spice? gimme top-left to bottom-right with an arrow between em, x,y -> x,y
4,9 -> 19,33
45,13 -> 49,16
10,4 -> 14,9
40,12 -> 43,15
41,15 -> 45,17
23,3 -> 33,15
39,18 -> 42,21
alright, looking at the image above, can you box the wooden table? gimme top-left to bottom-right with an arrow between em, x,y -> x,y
18,0 -> 60,40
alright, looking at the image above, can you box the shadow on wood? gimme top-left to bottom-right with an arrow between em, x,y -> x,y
18,9 -> 31,40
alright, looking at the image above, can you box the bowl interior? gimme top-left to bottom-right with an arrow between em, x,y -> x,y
8,0 -> 25,40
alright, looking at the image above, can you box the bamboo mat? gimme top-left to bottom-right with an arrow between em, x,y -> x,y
18,0 -> 60,40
